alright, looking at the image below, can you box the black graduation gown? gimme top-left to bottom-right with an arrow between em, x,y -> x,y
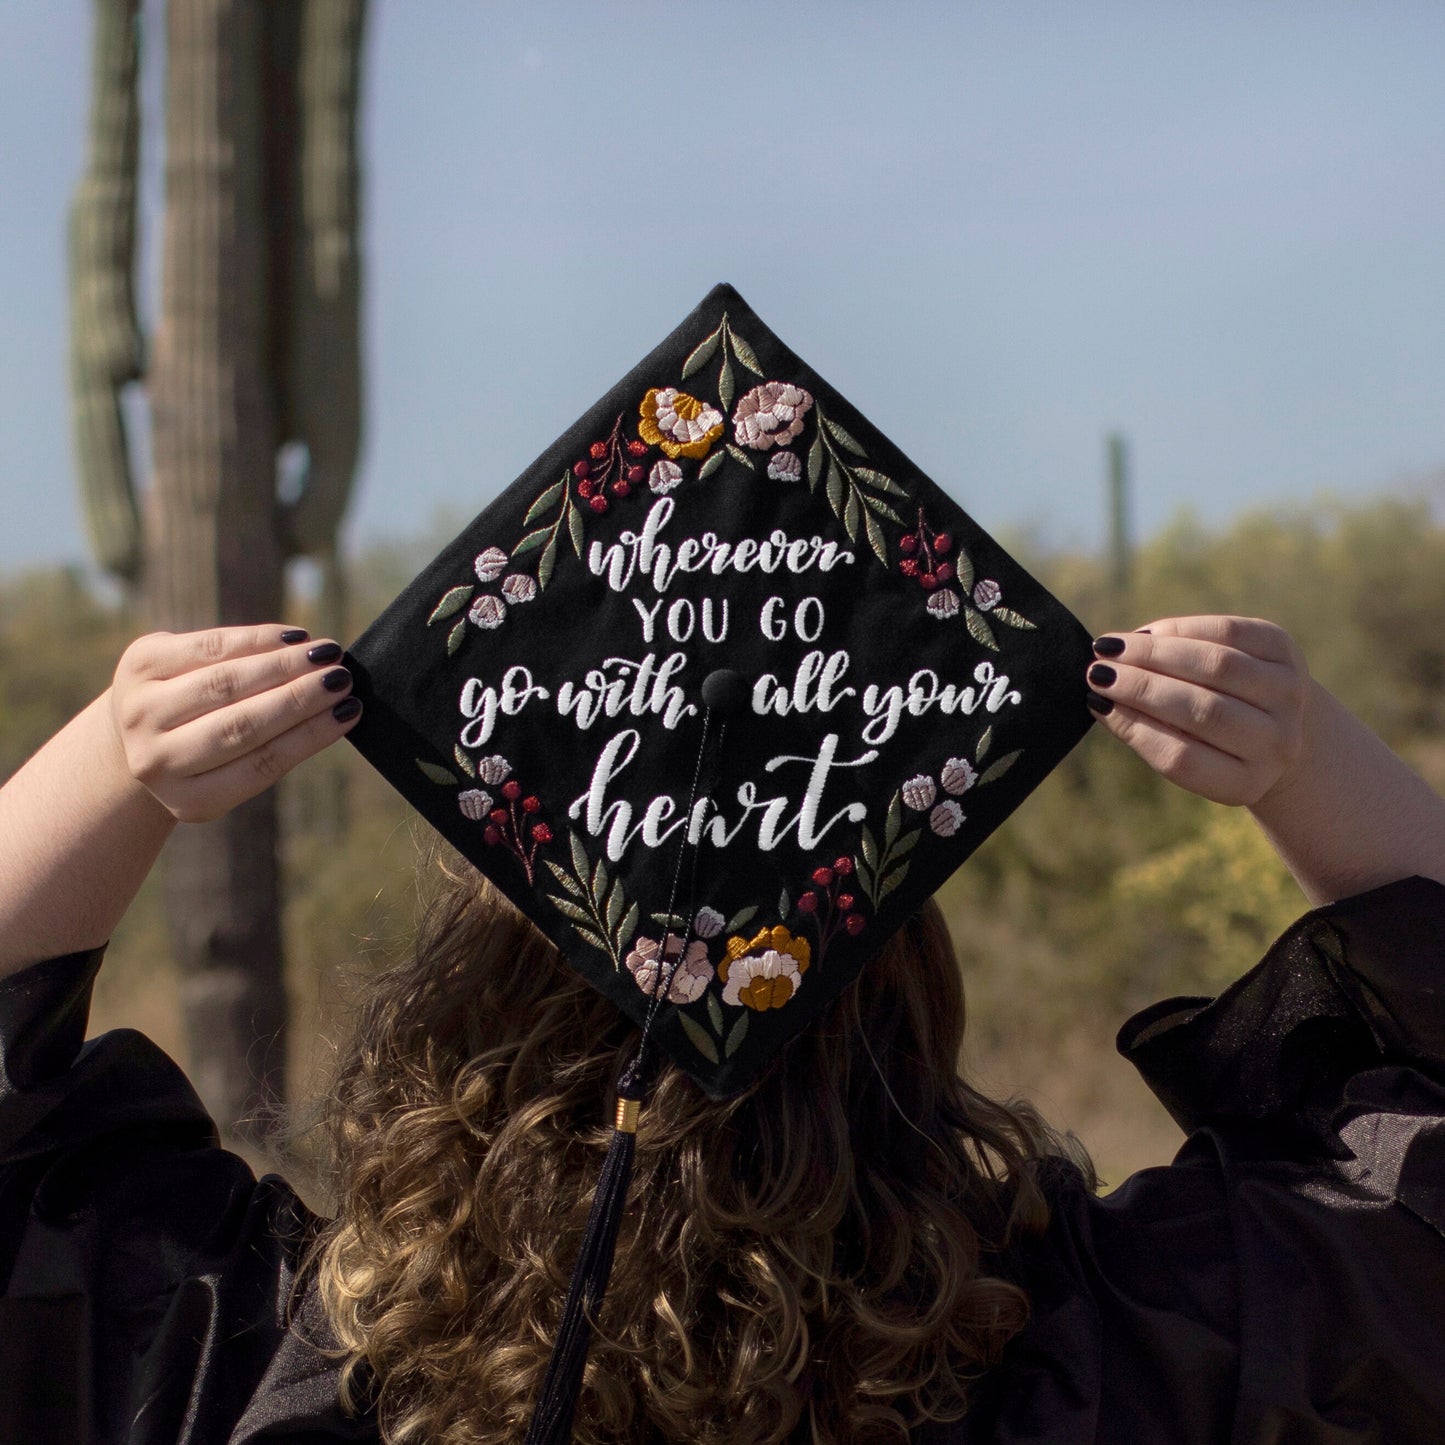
3,877 -> 1445,1443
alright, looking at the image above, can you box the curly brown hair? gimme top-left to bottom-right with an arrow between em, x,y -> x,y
306,869 -> 1076,1444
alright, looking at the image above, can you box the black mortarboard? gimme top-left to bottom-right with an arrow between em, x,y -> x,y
344,284 -> 1093,1440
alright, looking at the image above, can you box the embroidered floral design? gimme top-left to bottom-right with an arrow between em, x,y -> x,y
926,590 -> 960,619
474,547 -> 509,582
855,790 -> 921,910
901,774 -> 937,811
680,310 -> 765,412
972,579 -> 1002,612
720,925 -> 812,1011
649,459 -> 683,494
692,906 -> 726,939
940,757 -> 978,795
626,934 -> 714,1004
468,594 -> 506,629
472,768 -> 550,884
792,857 -> 866,962
639,387 -> 724,460
733,382 -> 814,451
501,574 -> 537,604
543,830 -> 640,969
807,404 -> 906,565
458,788 -> 493,821
767,449 -> 802,482
929,800 -> 964,837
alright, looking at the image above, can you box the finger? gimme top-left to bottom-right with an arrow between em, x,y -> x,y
143,638 -> 345,733
1131,615 -> 1297,667
122,624 -> 313,683
1088,630 -> 1288,712
1090,697 -> 1254,804
153,660 -> 354,777
1086,661 -> 1276,762
169,698 -> 363,823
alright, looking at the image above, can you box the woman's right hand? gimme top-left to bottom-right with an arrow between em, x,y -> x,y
110,625 -> 363,823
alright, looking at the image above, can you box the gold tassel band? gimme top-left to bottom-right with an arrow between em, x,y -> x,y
615,1097 -> 641,1134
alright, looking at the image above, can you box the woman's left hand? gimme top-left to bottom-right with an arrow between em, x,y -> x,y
1082,615 -> 1310,806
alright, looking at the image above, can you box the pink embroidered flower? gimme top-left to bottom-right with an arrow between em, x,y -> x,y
474,546 -> 509,583
468,594 -> 506,629
901,774 -> 937,811
767,449 -> 802,482
649,459 -> 684,494
733,382 -> 814,450
639,388 -> 724,460
501,574 -> 537,604
692,906 -> 726,940
926,589 -> 960,619
972,579 -> 1002,612
475,755 -> 512,785
940,758 -> 977,795
625,934 -> 714,1004
458,789 -> 493,820
930,800 -> 964,837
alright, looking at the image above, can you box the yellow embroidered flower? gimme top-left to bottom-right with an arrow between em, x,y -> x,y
718,926 -> 811,1011
639,387 -> 724,460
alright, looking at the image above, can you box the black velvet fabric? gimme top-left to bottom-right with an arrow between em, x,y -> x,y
5,877 -> 1445,1441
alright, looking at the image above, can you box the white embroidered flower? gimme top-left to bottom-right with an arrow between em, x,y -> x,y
767,449 -> 802,482
692,906 -> 726,940
649,459 -> 683,494
733,382 -> 814,450
930,800 -> 964,837
639,387 -> 724,459
501,574 -> 537,604
926,589 -> 960,619
625,934 -> 713,1004
458,789 -> 493,821
972,579 -> 1002,612
475,754 -> 512,785
474,546 -> 509,583
940,758 -> 977,795
721,949 -> 804,1010
469,594 -> 506,629
901,774 -> 937,811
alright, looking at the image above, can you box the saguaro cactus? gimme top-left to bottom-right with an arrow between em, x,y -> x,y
67,0 -> 367,1139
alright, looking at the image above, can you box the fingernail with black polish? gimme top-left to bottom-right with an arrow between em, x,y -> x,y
332,696 -> 361,723
280,628 -> 309,645
1092,635 -> 1125,657
1086,691 -> 1114,717
321,667 -> 352,693
307,642 -> 343,665
1088,662 -> 1117,688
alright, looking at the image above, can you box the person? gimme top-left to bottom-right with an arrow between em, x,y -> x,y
3,613 -> 1445,1443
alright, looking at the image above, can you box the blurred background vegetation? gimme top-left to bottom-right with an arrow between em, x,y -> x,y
6,490 -> 1443,1187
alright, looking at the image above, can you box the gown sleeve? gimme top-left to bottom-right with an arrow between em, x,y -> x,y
0,949 -> 373,1444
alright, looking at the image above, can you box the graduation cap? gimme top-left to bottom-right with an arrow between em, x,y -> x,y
345,284 -> 1094,1441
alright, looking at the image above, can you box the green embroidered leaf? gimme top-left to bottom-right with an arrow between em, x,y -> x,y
992,607 -> 1037,631
884,790 -> 902,850
862,494 -> 905,525
719,354 -> 735,411
954,546 -> 975,594
859,823 -> 880,872
605,880 -> 623,934
725,1012 -> 750,1057
549,894 -> 601,930
547,861 -> 586,898
511,526 -> 549,558
414,759 -> 458,787
570,830 -> 591,883
706,991 -> 725,1035
779,887 -> 791,919
823,417 -> 867,456
445,619 -> 467,655
453,745 -> 475,779
651,911 -> 688,929
537,533 -> 558,591
807,435 -> 824,490
567,496 -> 584,557
979,750 -> 1022,786
725,442 -> 755,470
591,856 -> 610,903
428,585 -> 474,625
893,827 -> 921,857
724,904 -> 758,934
854,466 -> 907,497
862,503 -> 887,564
825,461 -> 845,518
727,326 -> 763,376
523,478 -> 564,525
878,860 -> 911,903
617,901 -> 640,948
699,448 -> 725,480
681,326 -> 721,379
843,486 -> 860,541
976,724 -> 993,761
964,606 -> 999,652
679,1013 -> 720,1064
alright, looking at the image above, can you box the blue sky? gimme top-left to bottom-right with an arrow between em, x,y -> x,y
3,1 -> 1444,575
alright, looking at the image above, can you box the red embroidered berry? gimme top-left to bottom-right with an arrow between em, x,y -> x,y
899,558 -> 919,577
483,825 -> 502,846
844,912 -> 866,936
833,856 -> 853,876
899,534 -> 917,554
933,531 -> 952,555
577,478 -> 595,499
811,865 -> 834,887
935,561 -> 955,583
796,889 -> 819,913
573,459 -> 591,479
489,808 -> 509,825
919,571 -> 939,591
502,780 -> 523,801
625,465 -> 644,484
589,495 -> 610,514
531,822 -> 554,843
836,893 -> 856,911
589,441 -> 608,461
626,439 -> 648,457
612,480 -> 632,498
522,795 -> 541,813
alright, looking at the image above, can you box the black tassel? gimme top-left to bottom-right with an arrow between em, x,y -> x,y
523,1062 -> 648,1445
